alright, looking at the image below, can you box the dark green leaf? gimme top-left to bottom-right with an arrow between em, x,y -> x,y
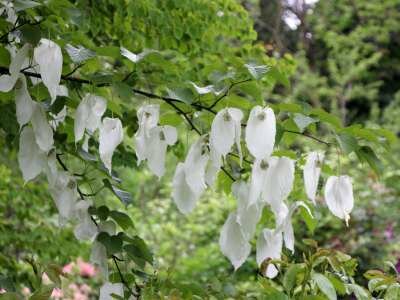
109,211 -> 134,230
355,146 -> 382,175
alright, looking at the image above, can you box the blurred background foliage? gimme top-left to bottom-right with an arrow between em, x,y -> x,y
0,0 -> 399,299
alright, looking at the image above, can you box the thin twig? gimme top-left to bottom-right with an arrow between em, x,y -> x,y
208,78 -> 251,110
284,130 -> 331,146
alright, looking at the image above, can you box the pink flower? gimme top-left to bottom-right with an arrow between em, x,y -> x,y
21,287 -> 31,296
73,290 -> 88,300
0,288 -> 6,294
77,259 -> 96,278
62,262 -> 75,274
384,223 -> 395,241
79,284 -> 92,294
42,272 -> 52,285
51,288 -> 63,299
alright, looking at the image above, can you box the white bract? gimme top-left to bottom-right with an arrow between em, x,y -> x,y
324,175 -> 354,225
248,158 -> 269,206
233,180 -> 263,240
15,75 -> 34,127
189,82 -> 225,96
99,282 -> 124,300
172,136 -> 209,214
135,104 -> 160,164
49,172 -> 78,226
262,156 -> 295,211
74,200 -> 98,241
120,46 -> 157,63
256,229 -> 282,278
245,106 -> 276,159
172,163 -> 199,214
183,136 -> 209,195
273,201 -> 313,253
303,151 -> 324,204
145,125 -> 177,178
0,44 -> 30,92
99,117 -> 124,173
210,107 -> 243,162
219,212 -> 251,270
74,93 -> 107,143
31,102 -> 54,152
18,126 -> 47,182
33,39 -> 63,102
91,221 -> 116,279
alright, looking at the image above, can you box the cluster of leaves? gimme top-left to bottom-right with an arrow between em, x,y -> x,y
0,0 -> 398,299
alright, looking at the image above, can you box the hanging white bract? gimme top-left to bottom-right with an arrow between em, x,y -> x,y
31,102 -> 54,152
233,180 -> 263,240
0,44 -> 30,92
18,126 -> 47,182
99,117 -> 124,173
303,151 -> 324,204
256,229 -> 283,279
99,282 -> 124,300
74,200 -> 98,241
324,175 -> 354,225
33,39 -> 63,103
172,136 -> 209,214
248,158 -> 270,206
245,106 -> 276,159
219,212 -> 251,270
145,125 -> 177,178
262,156 -> 295,211
74,94 -> 107,143
210,107 -> 243,162
15,75 -> 34,127
49,171 -> 78,226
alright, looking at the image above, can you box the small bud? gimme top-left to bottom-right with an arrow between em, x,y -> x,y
257,111 -> 266,121
67,180 -> 76,189
223,111 -> 231,122
15,79 -> 23,89
260,160 -> 268,170
159,130 -> 165,141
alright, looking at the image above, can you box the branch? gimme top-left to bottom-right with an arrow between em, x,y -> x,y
0,20 -> 42,43
283,130 -> 331,146
112,256 -> 139,297
208,78 -> 251,110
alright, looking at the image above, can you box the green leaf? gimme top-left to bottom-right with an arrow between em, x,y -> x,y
14,0 -> 41,11
355,146 -> 382,175
385,284 -> 400,300
113,82 -> 133,100
123,236 -> 153,265
166,87 -> 194,104
312,273 -> 337,300
0,293 -> 22,300
20,24 -> 41,46
300,206 -> 317,233
29,285 -> 54,300
97,232 -> 123,255
347,284 -> 371,300
293,113 -> 317,132
326,274 -> 346,295
0,47 -> 10,68
97,205 -> 110,221
65,44 -> 95,63
96,46 -> 120,58
336,133 -> 359,154
109,211 -> 134,230
283,264 -> 303,293
310,108 -> 341,129
103,179 -> 133,205
244,63 -> 269,80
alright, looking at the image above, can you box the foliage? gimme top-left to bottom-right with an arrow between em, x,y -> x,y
0,0 -> 398,299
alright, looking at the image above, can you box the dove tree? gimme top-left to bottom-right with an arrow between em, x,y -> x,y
0,0 -> 395,299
